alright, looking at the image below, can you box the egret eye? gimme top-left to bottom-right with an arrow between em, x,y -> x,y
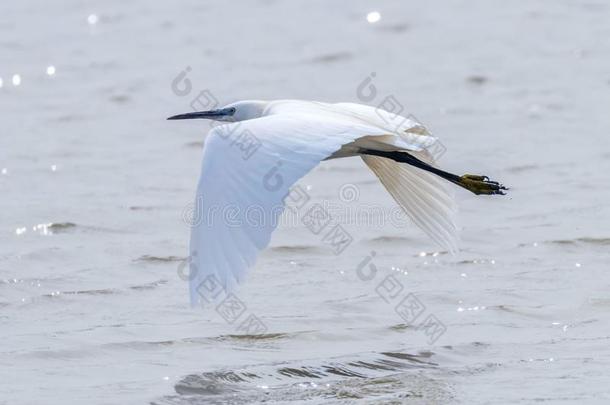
230,108 -> 236,114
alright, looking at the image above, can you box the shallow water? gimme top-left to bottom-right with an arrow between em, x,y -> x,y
2,0 -> 610,403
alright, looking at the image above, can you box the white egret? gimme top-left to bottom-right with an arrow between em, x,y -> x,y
168,100 -> 506,303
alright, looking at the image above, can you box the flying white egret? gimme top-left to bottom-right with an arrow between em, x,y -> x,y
168,100 -> 506,304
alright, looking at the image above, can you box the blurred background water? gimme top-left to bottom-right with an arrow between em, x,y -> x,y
1,0 -> 610,403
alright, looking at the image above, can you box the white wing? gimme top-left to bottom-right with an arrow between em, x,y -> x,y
188,113 -> 387,305
333,102 -> 458,252
333,102 -> 434,143
361,153 -> 458,253
270,100 -> 437,153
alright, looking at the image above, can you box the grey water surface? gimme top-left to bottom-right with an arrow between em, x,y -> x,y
1,0 -> 610,403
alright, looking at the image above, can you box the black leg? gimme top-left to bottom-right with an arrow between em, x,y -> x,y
360,149 -> 507,195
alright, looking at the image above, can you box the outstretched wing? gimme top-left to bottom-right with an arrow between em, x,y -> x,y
361,153 -> 458,253
334,103 -> 458,252
188,114 -> 386,305
333,102 -> 435,145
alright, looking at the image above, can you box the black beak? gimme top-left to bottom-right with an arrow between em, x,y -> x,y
167,108 -> 233,120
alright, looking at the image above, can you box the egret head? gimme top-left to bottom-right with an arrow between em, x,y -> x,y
167,100 -> 268,122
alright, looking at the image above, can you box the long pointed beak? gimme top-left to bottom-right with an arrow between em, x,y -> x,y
167,108 -> 231,120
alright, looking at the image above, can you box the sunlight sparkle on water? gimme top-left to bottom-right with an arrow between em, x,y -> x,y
33,223 -> 53,236
88,14 -> 98,25
367,11 -> 381,24
46,65 -> 56,76
0,77 -> 3,88
12,74 -> 21,86
458,305 -> 486,312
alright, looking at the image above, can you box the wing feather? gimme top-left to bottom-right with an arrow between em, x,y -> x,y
188,114 -> 386,304
361,154 -> 459,253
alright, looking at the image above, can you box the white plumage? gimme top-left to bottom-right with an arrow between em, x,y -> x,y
168,99 -> 504,305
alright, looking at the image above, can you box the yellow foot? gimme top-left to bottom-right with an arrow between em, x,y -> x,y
459,174 -> 508,195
